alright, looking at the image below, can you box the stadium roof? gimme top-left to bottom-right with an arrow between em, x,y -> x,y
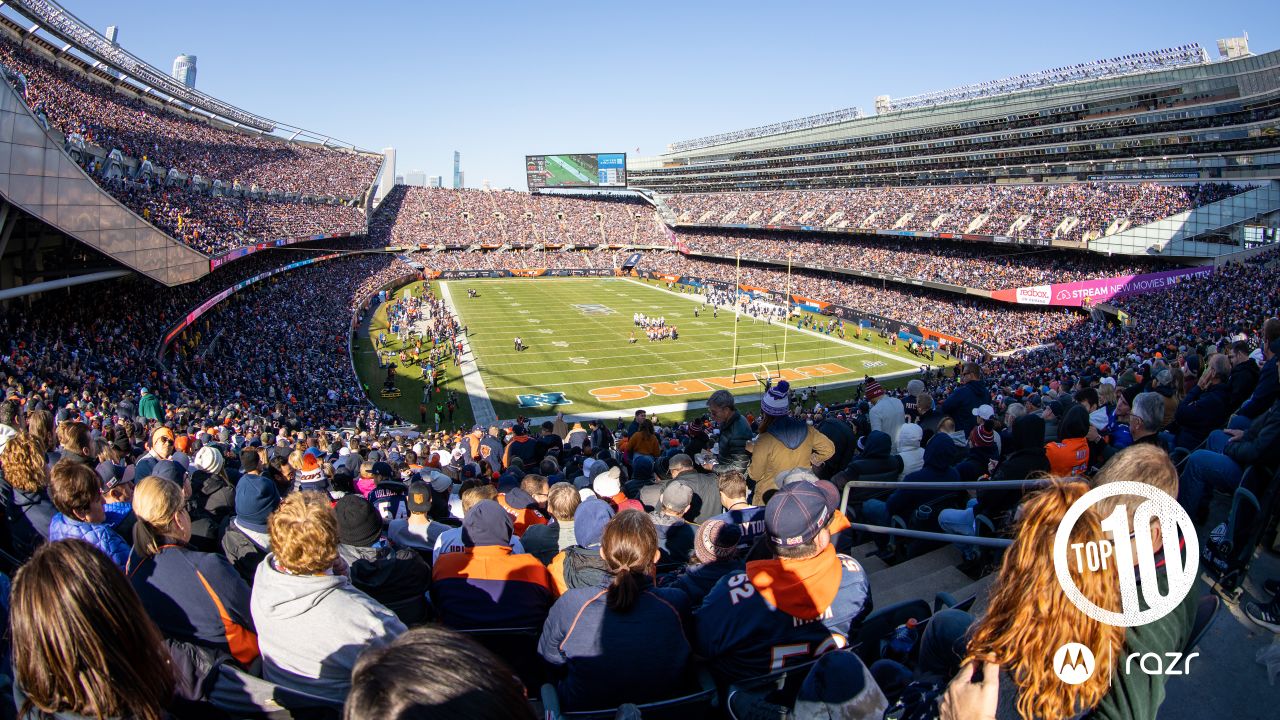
670,106 -> 866,154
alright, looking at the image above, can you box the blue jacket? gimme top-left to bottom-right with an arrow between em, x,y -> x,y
126,542 -> 259,667
48,512 -> 131,569
665,559 -> 745,608
539,578 -> 692,711
695,544 -> 871,684
711,506 -> 767,553
1173,382 -> 1232,450
886,433 -> 962,520
941,379 -> 987,434
1237,339 -> 1280,419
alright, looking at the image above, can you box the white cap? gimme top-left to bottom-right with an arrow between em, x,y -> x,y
972,404 -> 995,421
593,466 -> 622,497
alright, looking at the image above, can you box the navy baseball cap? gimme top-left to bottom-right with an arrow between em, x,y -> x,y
765,482 -> 831,547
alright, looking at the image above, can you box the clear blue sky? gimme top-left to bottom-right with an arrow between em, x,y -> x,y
49,0 -> 1278,189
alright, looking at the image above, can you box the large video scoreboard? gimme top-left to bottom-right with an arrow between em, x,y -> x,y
526,153 -> 627,189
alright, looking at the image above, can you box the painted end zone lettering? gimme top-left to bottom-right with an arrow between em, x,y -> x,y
590,363 -> 854,402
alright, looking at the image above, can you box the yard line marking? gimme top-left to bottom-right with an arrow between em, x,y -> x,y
438,282 -> 497,426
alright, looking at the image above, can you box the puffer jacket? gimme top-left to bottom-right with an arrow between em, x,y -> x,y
747,416 -> 836,506
48,511 -> 131,569
896,424 -> 925,480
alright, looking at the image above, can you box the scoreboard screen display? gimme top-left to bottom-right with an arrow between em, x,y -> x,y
526,153 -> 627,189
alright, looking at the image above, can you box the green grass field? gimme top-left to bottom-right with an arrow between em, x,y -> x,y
544,155 -> 596,186
355,277 -> 937,431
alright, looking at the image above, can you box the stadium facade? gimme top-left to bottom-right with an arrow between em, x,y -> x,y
628,44 -> 1280,192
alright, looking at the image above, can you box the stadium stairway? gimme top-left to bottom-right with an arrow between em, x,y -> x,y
852,541 -> 996,614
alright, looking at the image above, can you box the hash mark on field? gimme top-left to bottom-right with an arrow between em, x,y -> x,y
552,341 -> 569,347
518,310 -> 530,314
537,329 -> 555,334
719,331 -> 734,337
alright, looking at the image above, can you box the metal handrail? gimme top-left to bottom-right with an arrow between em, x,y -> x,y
841,478 -> 1054,491
848,522 -> 1014,548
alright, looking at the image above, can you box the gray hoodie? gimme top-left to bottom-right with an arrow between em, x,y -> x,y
250,554 -> 406,702
896,423 -> 925,481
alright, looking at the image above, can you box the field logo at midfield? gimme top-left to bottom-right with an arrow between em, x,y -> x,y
572,304 -> 615,316
590,363 -> 855,402
516,392 -> 573,409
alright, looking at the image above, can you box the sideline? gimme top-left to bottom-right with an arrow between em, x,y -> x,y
438,282 -> 498,427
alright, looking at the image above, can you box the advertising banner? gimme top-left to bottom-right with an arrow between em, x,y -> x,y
990,266 -> 1214,307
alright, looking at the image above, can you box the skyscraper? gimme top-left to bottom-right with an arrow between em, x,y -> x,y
105,26 -> 119,45
405,170 -> 426,187
452,151 -> 462,189
171,55 -> 197,88
428,176 -> 443,188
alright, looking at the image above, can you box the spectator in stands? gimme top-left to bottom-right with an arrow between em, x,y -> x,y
1178,358 -> 1280,520
1232,318 -> 1280,429
221,461 -> 281,584
0,399 -> 22,453
650,481 -> 696,567
431,499 -> 555,630
521,481 -> 579,564
708,389 -> 752,470
1172,353 -> 1233,450
832,430 -> 904,501
548,498 -> 615,595
814,411 -> 857,480
915,392 -> 943,439
502,425 -> 537,469
665,453 -> 723,522
55,421 -> 93,467
251,491 -> 406,702
896,423 -> 926,480
0,433 -> 56,561
497,473 -> 549,536
863,432 -> 961,552
134,426 -> 176,481
126,475 -> 259,668
434,481 -> 527,562
346,625 -> 537,720
865,379 -> 905,452
627,420 -> 662,463
11,540 -> 176,720
1045,405 -> 1091,477
943,363 -> 988,434
1227,339 -> 1261,413
540,510 -> 693,711
386,479 -> 450,561
47,460 -> 131,569
189,445 -> 235,548
664,517 -> 744,607
748,381 -> 835,505
695,481 -> 871,684
712,469 -> 767,552
335,495 -> 432,625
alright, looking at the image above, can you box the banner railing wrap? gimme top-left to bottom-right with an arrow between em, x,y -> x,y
990,265 -> 1214,306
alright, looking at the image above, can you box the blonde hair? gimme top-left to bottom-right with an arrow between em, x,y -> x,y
965,480 -> 1125,720
268,491 -> 338,574
1097,383 -> 1116,407
131,477 -> 186,558
1091,444 -> 1179,528
547,482 -> 581,521
1,433 -> 49,493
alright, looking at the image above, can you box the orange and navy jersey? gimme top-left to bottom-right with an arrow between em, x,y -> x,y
431,545 -> 556,629
693,544 -> 871,684
496,493 -> 549,537
1046,437 -> 1090,477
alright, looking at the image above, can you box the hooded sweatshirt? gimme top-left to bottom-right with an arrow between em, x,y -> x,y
979,414 -> 1051,520
896,424 -> 925,480
748,416 -> 836,506
250,554 -> 406,701
884,433 -> 962,521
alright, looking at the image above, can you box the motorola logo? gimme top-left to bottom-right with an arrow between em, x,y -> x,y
1053,643 -> 1096,685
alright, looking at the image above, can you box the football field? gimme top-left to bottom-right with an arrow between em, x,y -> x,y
356,277 -> 932,429
544,154 -> 596,185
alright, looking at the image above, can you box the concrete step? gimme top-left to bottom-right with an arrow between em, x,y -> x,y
946,574 -> 997,615
874,565 -> 974,609
866,545 -> 964,589
848,541 -> 889,576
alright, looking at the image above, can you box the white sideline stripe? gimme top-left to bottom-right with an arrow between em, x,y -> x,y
548,155 -> 593,183
438,283 -> 497,427
620,278 -> 933,369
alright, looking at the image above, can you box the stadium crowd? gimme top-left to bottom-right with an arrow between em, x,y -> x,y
646,254 -> 1084,352
369,186 -> 668,248
673,229 -> 1165,290
406,248 -> 611,272
104,180 -> 367,257
663,182 -> 1250,243
0,34 -> 380,198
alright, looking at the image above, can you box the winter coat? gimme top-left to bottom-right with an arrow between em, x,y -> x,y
1173,382 -> 1232,450
1236,338 -> 1280,419
748,416 -> 836,505
716,411 -> 753,471
539,577 -> 692,712
221,516 -> 270,585
337,543 -> 432,625
0,473 -> 55,562
868,396 -> 906,453
127,542 -> 259,667
814,417 -> 856,480
667,469 -> 723,523
250,554 -> 406,702
896,424 -> 925,480
1227,359 -> 1260,413
190,469 -> 235,545
138,392 -> 162,421
1222,398 -> 1280,470
48,512 -> 131,569
885,433 -> 962,521
978,415 -> 1051,521
941,379 -> 987,434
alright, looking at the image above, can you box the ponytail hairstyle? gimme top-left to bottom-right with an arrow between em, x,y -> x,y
131,476 -> 188,558
601,510 -> 658,613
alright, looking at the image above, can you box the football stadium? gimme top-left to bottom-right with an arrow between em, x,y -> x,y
0,0 -> 1278,717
